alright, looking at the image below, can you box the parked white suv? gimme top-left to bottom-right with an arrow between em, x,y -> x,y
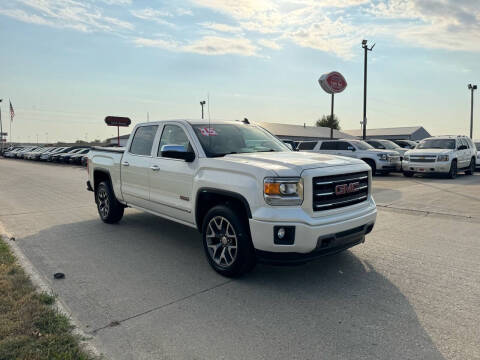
87,120 -> 377,277
298,139 -> 401,175
402,135 -> 476,178
474,140 -> 480,170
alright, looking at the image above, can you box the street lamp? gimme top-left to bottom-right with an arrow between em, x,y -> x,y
362,39 -> 375,140
200,100 -> 206,119
468,84 -> 477,139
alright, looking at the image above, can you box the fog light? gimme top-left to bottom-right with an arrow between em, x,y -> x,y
273,226 -> 295,245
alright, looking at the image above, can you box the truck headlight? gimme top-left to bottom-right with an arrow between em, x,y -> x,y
377,154 -> 388,161
403,155 -> 410,161
264,177 -> 303,206
437,155 -> 449,162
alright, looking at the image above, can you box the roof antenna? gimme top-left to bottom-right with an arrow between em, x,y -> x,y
243,117 -> 249,124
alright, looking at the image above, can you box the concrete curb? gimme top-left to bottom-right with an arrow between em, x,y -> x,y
0,223 -> 104,359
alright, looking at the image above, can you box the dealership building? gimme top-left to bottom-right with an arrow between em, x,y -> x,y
344,126 -> 431,141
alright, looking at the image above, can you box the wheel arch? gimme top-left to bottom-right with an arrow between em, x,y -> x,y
93,169 -> 113,193
195,188 -> 252,232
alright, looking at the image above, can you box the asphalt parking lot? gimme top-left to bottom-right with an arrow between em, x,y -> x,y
0,159 -> 479,360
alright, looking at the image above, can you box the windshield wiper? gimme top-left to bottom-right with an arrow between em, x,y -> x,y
210,152 -> 238,158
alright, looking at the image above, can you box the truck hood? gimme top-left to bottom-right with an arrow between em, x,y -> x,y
217,151 -> 363,176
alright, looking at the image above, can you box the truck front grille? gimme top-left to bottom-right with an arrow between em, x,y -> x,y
410,156 -> 436,163
312,171 -> 369,211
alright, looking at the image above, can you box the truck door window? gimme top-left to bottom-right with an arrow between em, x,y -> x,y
129,125 -> 158,156
158,125 -> 192,156
297,141 -> 317,150
336,142 -> 351,150
319,142 -> 337,150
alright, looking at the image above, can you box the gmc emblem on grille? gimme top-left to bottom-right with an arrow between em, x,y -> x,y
335,182 -> 360,196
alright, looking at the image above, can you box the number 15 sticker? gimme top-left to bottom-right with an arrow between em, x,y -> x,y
199,127 -> 218,136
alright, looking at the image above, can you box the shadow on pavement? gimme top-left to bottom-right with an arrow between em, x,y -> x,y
13,211 -> 446,360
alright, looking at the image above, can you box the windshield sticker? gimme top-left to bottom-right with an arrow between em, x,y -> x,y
199,127 -> 218,136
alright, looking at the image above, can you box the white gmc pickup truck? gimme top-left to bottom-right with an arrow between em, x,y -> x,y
87,119 -> 377,277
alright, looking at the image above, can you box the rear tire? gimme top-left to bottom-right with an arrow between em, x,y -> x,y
202,205 -> 256,277
403,171 -> 414,178
363,159 -> 377,176
465,158 -> 475,175
448,160 -> 457,179
96,181 -> 124,223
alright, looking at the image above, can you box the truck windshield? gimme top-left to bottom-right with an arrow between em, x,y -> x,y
350,140 -> 374,150
192,123 -> 289,157
417,139 -> 455,149
379,140 -> 401,149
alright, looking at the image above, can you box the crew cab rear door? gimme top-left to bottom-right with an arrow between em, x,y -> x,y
120,124 -> 158,208
148,123 -> 196,224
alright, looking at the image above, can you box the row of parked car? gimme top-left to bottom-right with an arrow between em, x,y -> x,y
291,136 -> 480,179
2,146 -> 90,166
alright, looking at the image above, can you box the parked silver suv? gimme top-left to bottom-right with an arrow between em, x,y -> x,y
402,135 -> 476,178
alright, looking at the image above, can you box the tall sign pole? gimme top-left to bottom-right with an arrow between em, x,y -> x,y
362,40 -> 375,140
318,71 -> 347,139
468,84 -> 477,139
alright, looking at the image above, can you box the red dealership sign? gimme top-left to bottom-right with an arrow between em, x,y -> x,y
105,116 -> 131,127
318,71 -> 347,94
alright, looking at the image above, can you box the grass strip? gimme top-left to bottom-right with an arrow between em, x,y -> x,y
0,236 -> 99,360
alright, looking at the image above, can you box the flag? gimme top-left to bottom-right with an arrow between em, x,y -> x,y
9,100 -> 15,122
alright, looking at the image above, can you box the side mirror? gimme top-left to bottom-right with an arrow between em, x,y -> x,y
458,145 -> 467,150
347,146 -> 355,151
284,143 -> 293,151
161,145 -> 195,162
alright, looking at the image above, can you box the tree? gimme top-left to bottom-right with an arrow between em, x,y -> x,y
316,114 -> 340,130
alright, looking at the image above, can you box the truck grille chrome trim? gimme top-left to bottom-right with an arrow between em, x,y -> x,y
314,175 -> 368,186
312,172 -> 369,211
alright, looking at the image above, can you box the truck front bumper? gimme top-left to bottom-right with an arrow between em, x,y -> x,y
249,199 -> 377,263
402,161 -> 450,174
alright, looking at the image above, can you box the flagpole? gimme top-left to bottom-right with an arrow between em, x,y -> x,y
9,99 -> 12,144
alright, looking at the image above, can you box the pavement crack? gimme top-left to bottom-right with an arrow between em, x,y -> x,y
377,204 -> 476,220
90,279 -> 232,335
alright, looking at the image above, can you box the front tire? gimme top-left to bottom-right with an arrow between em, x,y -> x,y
448,160 -> 457,179
364,159 -> 377,176
403,171 -> 414,178
96,181 -> 124,223
465,158 -> 475,175
202,205 -> 256,277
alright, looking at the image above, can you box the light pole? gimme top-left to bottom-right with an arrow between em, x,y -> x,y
468,84 -> 477,139
200,100 -> 206,119
362,39 -> 375,140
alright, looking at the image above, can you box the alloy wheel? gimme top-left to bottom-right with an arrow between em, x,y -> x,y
206,216 -> 238,267
97,188 -> 110,218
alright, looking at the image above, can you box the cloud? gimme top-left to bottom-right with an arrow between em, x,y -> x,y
183,35 -> 258,55
3,0 -> 480,59
130,8 -> 177,27
258,38 -> 282,50
199,22 -> 242,33
0,8 -> 53,26
5,0 -> 134,33
134,35 -> 259,56
370,0 -> 480,52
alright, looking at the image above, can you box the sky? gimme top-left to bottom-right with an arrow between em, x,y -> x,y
1,0 -> 480,143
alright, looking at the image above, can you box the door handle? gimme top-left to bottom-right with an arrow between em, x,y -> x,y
121,161 -> 129,166
150,165 -> 160,171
